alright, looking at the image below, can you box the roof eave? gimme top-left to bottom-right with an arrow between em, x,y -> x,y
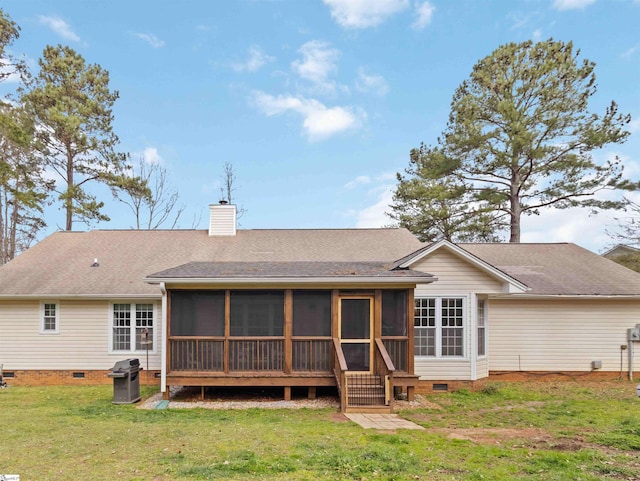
489,293 -> 640,300
143,275 -> 437,285
0,293 -> 162,300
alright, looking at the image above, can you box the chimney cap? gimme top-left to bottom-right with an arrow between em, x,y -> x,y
219,200 -> 228,205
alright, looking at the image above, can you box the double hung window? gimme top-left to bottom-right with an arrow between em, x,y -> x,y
112,303 -> 154,352
414,297 -> 464,357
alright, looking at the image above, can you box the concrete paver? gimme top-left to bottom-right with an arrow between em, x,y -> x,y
344,413 -> 425,430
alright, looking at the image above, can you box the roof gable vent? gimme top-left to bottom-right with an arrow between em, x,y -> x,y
209,202 -> 236,236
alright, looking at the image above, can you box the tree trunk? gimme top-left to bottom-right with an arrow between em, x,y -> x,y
509,169 -> 521,243
65,149 -> 73,231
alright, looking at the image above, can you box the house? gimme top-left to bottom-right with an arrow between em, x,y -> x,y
602,244 -> 640,259
0,203 -> 639,412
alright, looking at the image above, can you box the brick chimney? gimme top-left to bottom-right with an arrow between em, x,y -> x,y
209,201 -> 237,236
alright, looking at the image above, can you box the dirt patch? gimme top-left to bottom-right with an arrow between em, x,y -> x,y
426,427 -> 594,451
429,427 -> 551,445
394,394 -> 443,410
329,412 -> 350,422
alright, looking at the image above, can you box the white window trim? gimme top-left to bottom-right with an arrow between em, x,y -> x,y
477,297 -> 487,359
40,301 -> 60,334
414,296 -> 466,359
108,301 -> 157,355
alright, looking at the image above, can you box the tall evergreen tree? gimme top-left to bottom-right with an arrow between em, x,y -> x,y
392,39 -> 634,243
24,45 -> 144,230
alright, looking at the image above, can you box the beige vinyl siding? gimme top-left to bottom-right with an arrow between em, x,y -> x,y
488,298 -> 640,372
415,359 -> 471,380
476,357 -> 488,379
412,249 -> 504,295
0,299 -> 162,370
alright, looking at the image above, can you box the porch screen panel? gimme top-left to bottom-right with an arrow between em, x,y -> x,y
340,299 -> 370,339
171,291 -> 225,336
230,291 -> 284,336
292,290 -> 331,336
381,290 -> 407,336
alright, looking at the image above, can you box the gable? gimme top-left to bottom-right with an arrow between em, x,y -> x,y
411,248 -> 505,294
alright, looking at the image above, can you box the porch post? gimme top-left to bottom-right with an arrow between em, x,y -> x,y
160,282 -> 168,399
224,290 -> 230,373
284,289 -> 293,374
374,290 -> 382,339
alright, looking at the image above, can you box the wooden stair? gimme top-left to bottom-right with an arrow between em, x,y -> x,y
344,374 -> 391,413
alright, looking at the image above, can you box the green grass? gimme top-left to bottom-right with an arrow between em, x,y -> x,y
1,381 -> 639,480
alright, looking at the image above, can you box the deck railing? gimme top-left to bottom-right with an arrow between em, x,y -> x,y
170,339 -> 224,371
382,338 -> 408,372
292,338 -> 332,371
169,337 -> 333,373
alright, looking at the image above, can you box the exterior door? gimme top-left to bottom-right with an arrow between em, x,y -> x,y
339,296 -> 373,372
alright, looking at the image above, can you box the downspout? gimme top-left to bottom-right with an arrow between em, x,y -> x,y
629,339 -> 633,381
160,282 -> 167,395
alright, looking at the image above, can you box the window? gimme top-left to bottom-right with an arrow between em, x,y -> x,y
41,302 -> 59,334
112,303 -> 154,352
477,298 -> 486,357
293,291 -> 331,336
414,298 -> 435,356
230,291 -> 284,337
414,297 -> 464,357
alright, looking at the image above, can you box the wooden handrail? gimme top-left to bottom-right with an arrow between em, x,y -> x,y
332,338 -> 348,372
375,338 -> 396,373
374,338 -> 395,407
332,338 -> 348,412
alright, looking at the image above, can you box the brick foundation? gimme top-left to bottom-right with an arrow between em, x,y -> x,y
415,370 -> 628,393
1,370 -> 161,386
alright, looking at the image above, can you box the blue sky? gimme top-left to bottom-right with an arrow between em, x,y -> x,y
2,0 -> 639,253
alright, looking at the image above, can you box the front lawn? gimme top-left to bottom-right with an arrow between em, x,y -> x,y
0,381 -> 639,480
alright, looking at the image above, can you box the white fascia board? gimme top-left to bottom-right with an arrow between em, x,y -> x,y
0,294 -> 162,300
144,276 -> 437,285
500,293 -> 640,299
399,239 -> 529,294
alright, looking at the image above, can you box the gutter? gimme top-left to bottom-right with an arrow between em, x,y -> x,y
488,294 -> 640,300
143,276 -> 437,285
0,294 -> 162,300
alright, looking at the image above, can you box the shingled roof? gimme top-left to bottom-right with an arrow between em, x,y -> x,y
460,243 -> 640,296
0,228 -> 423,297
146,261 -> 433,281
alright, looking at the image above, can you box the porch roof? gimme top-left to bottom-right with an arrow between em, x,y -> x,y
145,261 -> 434,284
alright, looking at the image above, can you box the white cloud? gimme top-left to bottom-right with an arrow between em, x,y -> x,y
532,28 -> 542,40
629,118 -> 640,134
291,40 -> 341,94
344,175 -> 372,189
143,147 -> 163,164
38,15 -> 80,42
621,45 -> 638,59
552,0 -> 596,10
323,0 -> 410,29
133,32 -> 165,48
355,68 -> 389,96
251,91 -> 363,141
232,46 -> 274,73
412,1 -> 435,29
353,186 -> 395,227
